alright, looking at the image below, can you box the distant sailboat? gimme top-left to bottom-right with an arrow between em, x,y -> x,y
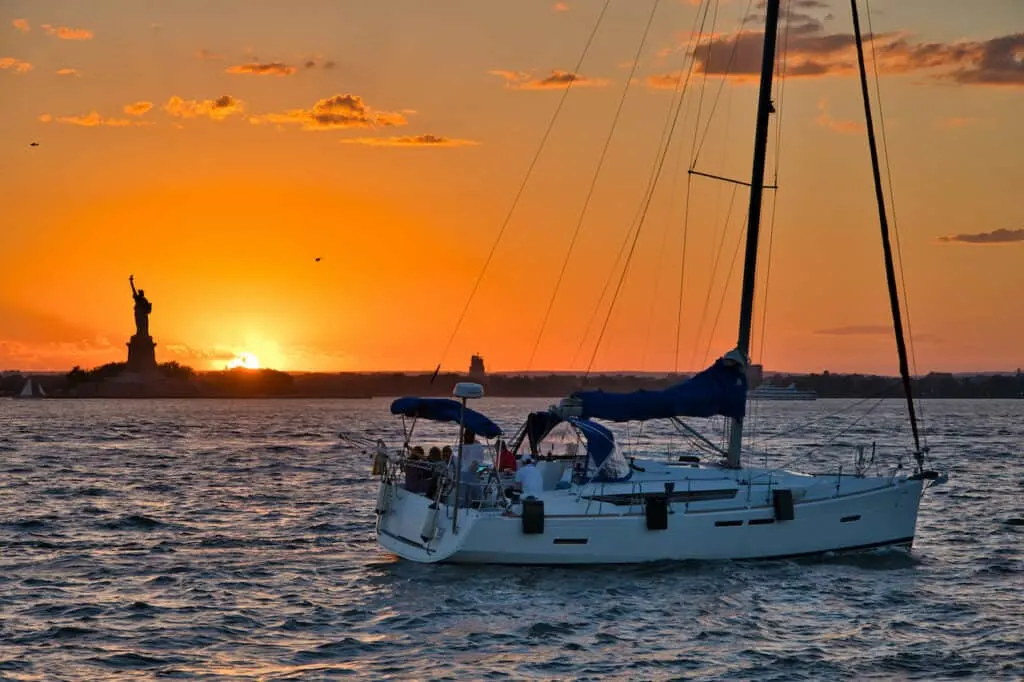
16,378 -> 48,399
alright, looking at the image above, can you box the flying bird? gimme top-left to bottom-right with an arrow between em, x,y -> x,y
315,257 -> 322,262
29,142 -> 39,147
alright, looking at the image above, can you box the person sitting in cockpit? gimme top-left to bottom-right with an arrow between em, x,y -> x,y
514,454 -> 544,499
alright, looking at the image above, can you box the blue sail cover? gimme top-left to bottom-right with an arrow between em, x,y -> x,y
570,358 -> 747,423
390,397 -> 502,439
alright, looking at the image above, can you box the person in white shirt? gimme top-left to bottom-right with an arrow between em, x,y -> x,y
515,454 -> 544,499
451,430 -> 486,504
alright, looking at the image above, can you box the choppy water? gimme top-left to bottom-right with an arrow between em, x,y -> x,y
1,397 -> 1021,680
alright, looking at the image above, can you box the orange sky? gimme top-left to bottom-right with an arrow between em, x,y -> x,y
2,0 -> 1022,375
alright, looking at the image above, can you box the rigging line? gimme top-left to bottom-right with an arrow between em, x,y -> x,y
573,0 -> 713,374
755,0 -> 792,366
431,0 -> 614,374
865,0 -> 927,443
674,174 -> 693,374
570,207 -> 643,370
687,0 -> 721,167
850,0 -> 922,458
671,1 -> 719,375
691,0 -> 757,166
643,143 -> 680,371
688,183 -> 741,370
701,212 -> 747,368
584,43 -> 706,377
798,397 -> 888,460
751,0 -> 793,452
655,88 -> 695,375
762,380 -> 901,442
527,0 -> 664,372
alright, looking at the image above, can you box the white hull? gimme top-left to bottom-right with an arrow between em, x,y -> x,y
748,393 -> 817,401
376,460 -> 925,565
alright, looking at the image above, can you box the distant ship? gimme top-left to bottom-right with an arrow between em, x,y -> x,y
748,383 -> 817,401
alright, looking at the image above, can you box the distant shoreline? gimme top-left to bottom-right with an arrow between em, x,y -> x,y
3,366 -> 1022,400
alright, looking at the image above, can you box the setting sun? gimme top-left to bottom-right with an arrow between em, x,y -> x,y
225,353 -> 260,370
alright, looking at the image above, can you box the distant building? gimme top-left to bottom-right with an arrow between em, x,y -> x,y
747,363 -> 764,388
469,354 -> 486,381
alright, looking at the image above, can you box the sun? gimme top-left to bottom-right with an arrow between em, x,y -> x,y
226,352 -> 260,369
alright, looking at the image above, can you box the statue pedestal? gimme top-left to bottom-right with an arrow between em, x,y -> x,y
126,334 -> 157,373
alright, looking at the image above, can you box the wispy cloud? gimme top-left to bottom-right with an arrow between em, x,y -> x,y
936,116 -> 976,129
814,324 -> 941,344
0,56 -> 32,73
197,48 -> 225,61
55,67 -> 79,76
225,61 -> 297,76
338,134 -> 480,147
163,95 -> 244,121
41,23 -> 93,40
123,101 -> 153,117
814,325 -> 892,336
652,8 -> 1024,87
39,111 -> 147,127
489,69 -> 610,90
815,98 -> 861,134
303,57 -> 336,70
249,94 -> 408,130
12,18 -> 30,33
937,228 -> 1024,244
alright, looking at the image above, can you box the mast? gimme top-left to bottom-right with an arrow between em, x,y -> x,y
725,0 -> 781,469
849,0 -> 923,466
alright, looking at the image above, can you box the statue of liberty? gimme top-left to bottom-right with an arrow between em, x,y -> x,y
129,274 -> 153,338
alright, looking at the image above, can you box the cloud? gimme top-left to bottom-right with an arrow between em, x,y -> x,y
249,94 -> 408,130
338,134 -> 480,147
123,100 -> 153,116
302,57 -> 336,69
814,325 -> 892,336
12,18 -> 30,32
553,2 -> 570,11
653,8 -> 1024,87
39,110 -> 148,127
937,228 -> 1024,244
1,57 -> 32,73
225,61 -> 297,76
489,69 -> 610,90
645,72 -> 685,90
197,48 -> 225,60
55,67 -> 79,76
163,95 -> 244,121
814,324 -> 942,344
936,116 -> 976,129
815,98 -> 861,133
41,23 -> 93,40
0,338 -> 119,371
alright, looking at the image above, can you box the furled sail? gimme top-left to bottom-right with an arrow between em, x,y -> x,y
569,357 -> 747,423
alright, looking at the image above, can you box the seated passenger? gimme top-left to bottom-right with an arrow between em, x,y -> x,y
405,459 -> 433,494
514,454 -> 544,499
427,446 -> 443,463
496,439 -> 516,473
408,445 -> 425,461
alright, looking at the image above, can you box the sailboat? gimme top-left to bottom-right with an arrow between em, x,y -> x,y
16,377 -> 48,399
370,0 -> 946,564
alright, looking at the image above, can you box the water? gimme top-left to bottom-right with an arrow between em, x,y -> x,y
1,397 -> 1021,680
